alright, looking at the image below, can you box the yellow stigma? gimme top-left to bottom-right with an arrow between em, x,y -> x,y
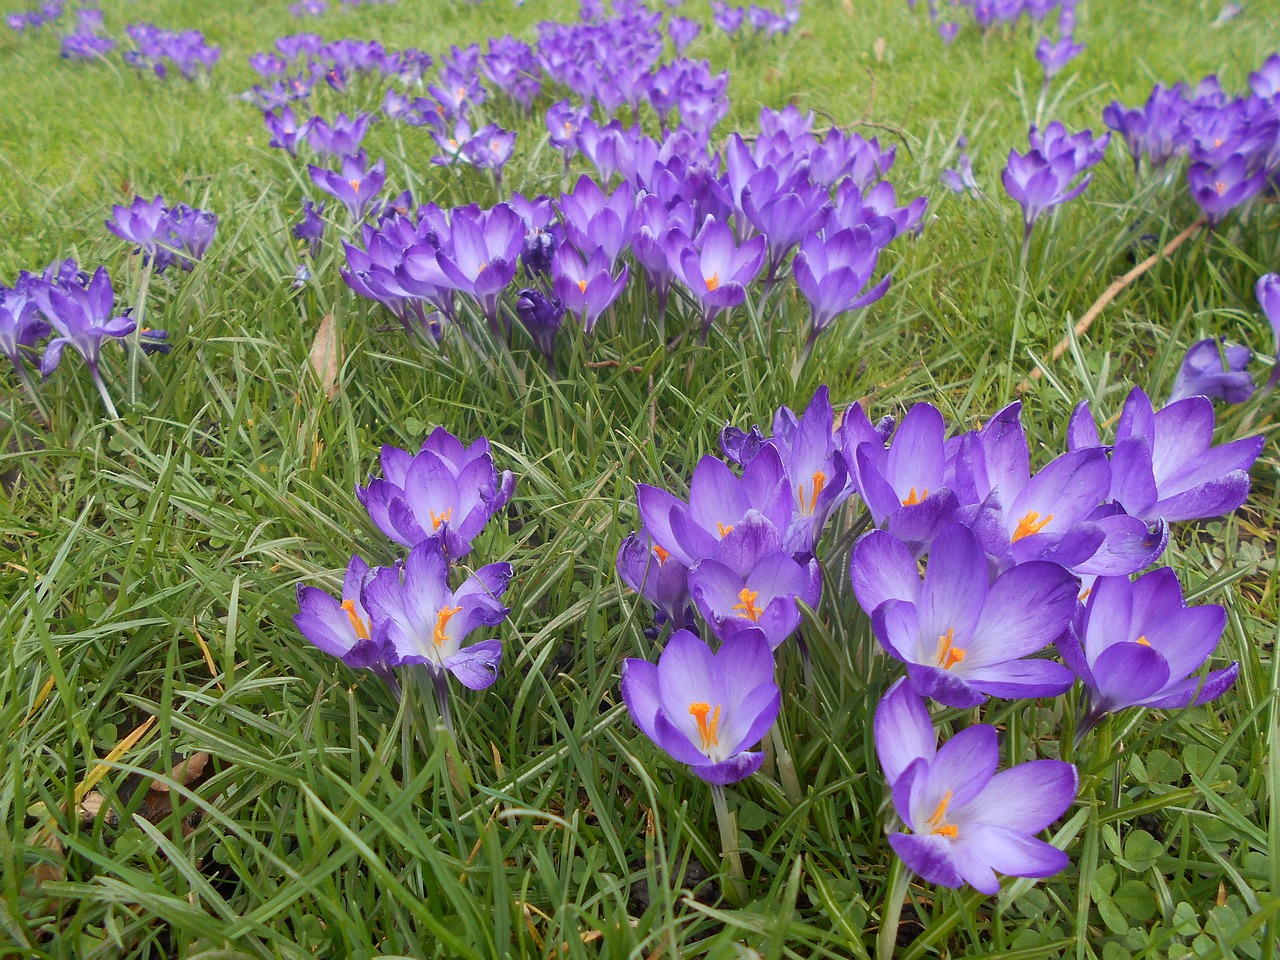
1012,510 -> 1054,542
901,486 -> 927,506
1135,634 -> 1150,646
433,605 -> 462,647
477,260 -> 488,273
1078,587 -> 1092,602
577,279 -> 588,293
926,790 -> 958,839
935,627 -> 966,670
429,507 -> 453,531
716,522 -> 734,538
733,588 -> 762,622
563,120 -> 573,136
688,701 -> 721,750
704,272 -> 720,292
797,470 -> 828,516
341,599 -> 370,640
652,544 -> 671,565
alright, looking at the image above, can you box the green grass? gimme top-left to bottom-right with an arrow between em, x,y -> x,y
2,0 -> 1279,957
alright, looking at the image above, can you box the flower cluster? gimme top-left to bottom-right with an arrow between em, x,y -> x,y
710,0 -> 802,37
106,195 -> 219,272
1002,121 -> 1108,242
123,23 -> 220,80
59,7 -> 113,60
6,1 -> 62,32
294,428 -> 515,722
619,384 -> 1253,893
1104,55 -> 1280,223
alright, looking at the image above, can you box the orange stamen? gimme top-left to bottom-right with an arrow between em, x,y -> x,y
901,486 -> 927,506
927,790 -> 958,838
652,544 -> 671,565
797,470 -> 828,516
688,701 -> 721,750
1213,181 -> 1226,195
433,605 -> 462,647
1135,635 -> 1150,646
704,272 -> 720,292
716,522 -> 734,538
577,279 -> 588,293
1012,510 -> 1054,542
429,507 -> 452,531
348,180 -> 361,193
341,599 -> 370,640
733,588 -> 762,622
935,627 -> 966,670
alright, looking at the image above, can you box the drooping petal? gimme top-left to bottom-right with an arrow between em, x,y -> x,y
444,638 -> 503,689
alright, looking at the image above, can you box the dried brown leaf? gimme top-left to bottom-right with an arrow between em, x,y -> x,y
308,312 -> 342,400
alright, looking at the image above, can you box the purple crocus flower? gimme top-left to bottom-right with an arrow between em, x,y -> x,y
1257,273 -> 1280,389
293,200 -> 326,256
461,124 -> 517,188
1167,338 -> 1255,405
672,217 -> 766,340
166,204 -> 218,270
937,21 -> 959,43
617,530 -> 694,628
307,112 -> 373,158
106,195 -> 174,271
355,429 -> 516,558
793,226 -> 893,344
1002,146 -> 1094,242
1035,35 -> 1083,81
1068,388 -> 1263,523
435,202 -> 524,332
850,523 -> 1078,707
1060,568 -> 1239,738
687,512 -> 821,648
558,175 -> 636,266
362,540 -> 511,694
513,287 -> 564,365
264,106 -> 310,156
621,629 -> 780,785
546,100 -> 593,163
34,265 -> 136,417
668,15 -> 700,54
1188,154 -> 1267,224
294,554 -> 400,694
637,446 -> 792,569
551,245 -> 629,334
0,277 -> 51,375
308,151 -> 386,222
875,678 -> 1077,894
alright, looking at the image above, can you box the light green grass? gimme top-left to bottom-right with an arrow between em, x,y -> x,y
1,0 -> 1279,957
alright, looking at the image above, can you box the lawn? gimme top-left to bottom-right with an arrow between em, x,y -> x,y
1,0 -> 1278,957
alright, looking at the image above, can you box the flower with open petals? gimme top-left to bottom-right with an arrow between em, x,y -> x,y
1167,338 -> 1254,405
294,554 -> 399,693
621,629 -> 779,784
875,679 -> 1078,894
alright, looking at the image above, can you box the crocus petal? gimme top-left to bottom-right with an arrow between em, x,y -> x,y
874,677 -> 937,787
1089,642 -> 1172,712
889,833 -> 965,889
966,561 -> 1077,664
963,659 -> 1077,700
692,750 -> 765,785
967,760 -> 1078,832
444,638 -> 503,689
1141,661 -> 1239,709
621,657 -> 664,744
959,825 -> 1070,882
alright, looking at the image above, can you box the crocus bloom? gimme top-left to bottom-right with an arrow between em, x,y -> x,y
264,106 -> 310,156
793,226 -> 893,343
510,289 -> 559,364
672,217 -> 765,339
308,151 -> 386,222
1002,147 -> 1093,241
166,203 -> 218,269
1188,154 -> 1267,224
294,554 -> 399,693
1068,388 -> 1263,523
637,446 -> 792,569
0,277 -> 51,374
621,629 -> 780,784
1060,568 -> 1238,736
875,678 -> 1077,894
106,196 -> 173,269
293,200 -> 326,255
668,15 -> 700,54
361,540 -> 511,690
616,530 -> 694,627
307,112 -> 373,158
551,245 -> 629,334
355,429 -> 516,557
435,202 -> 524,332
850,523 -> 1077,708
1167,338 -> 1254,405
35,265 -> 137,416
687,512 -> 821,648
1035,35 -> 1083,81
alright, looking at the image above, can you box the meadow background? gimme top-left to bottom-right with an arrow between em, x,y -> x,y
1,0 -> 1279,957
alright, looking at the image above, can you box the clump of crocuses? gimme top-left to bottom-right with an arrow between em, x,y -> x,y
107,195 -> 219,272
1002,121 -> 1108,246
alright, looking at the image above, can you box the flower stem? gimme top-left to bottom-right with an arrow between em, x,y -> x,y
91,367 -> 120,420
876,856 -> 912,960
710,783 -> 746,905
15,364 -> 50,425
431,668 -> 455,739
770,723 -> 802,807
126,259 -> 154,408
